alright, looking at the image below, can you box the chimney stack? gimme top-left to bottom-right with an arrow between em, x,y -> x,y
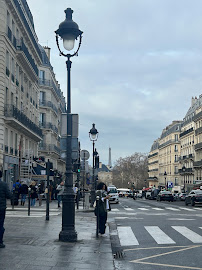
44,46 -> 51,60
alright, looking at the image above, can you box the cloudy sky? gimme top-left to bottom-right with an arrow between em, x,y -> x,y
27,0 -> 202,165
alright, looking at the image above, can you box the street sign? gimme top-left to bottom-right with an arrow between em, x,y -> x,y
167,181 -> 173,188
81,150 -> 90,160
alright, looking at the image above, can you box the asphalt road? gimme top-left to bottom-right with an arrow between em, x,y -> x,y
108,197 -> 202,270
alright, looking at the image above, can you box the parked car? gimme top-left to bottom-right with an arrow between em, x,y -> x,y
178,193 -> 187,201
185,190 -> 202,206
157,191 -> 174,202
172,193 -> 179,201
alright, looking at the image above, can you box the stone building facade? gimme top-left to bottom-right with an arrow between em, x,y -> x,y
0,0 -> 42,187
38,45 -> 66,175
148,95 -> 202,192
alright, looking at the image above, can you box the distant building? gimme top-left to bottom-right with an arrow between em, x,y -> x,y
98,162 -> 113,187
38,45 -> 66,176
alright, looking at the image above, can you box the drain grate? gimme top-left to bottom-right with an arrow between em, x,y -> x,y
113,250 -> 125,259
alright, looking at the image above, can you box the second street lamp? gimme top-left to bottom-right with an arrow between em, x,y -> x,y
89,123 -> 99,207
55,8 -> 83,242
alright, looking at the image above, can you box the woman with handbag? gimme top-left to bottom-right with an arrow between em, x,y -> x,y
96,182 -> 111,237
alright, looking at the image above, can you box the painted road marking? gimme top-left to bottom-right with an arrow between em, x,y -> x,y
117,226 -> 139,246
166,207 -> 180,211
172,226 -> 202,243
152,207 -> 164,211
111,208 -> 119,211
124,208 -> 134,211
138,208 -> 149,211
179,207 -> 196,212
145,226 -> 175,244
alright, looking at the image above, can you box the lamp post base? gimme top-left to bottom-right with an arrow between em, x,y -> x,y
59,230 -> 77,242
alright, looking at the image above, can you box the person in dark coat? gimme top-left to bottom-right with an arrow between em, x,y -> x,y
96,182 -> 111,236
0,180 -> 12,248
12,180 -> 21,205
29,181 -> 37,206
19,182 -> 28,206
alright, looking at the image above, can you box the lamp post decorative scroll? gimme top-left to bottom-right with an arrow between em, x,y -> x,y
55,8 -> 83,242
89,123 -> 99,207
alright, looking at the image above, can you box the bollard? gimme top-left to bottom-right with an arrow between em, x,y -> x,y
28,187 -> 31,216
96,195 -> 100,238
12,189 -> 15,210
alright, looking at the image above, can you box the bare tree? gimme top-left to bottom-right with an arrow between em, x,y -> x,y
112,153 -> 148,189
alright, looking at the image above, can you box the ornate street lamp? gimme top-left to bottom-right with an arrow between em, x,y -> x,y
182,165 -> 186,192
164,171 -> 167,189
55,8 -> 83,242
89,123 -> 99,207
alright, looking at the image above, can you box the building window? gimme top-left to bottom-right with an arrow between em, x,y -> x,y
175,134 -> 178,142
40,113 -> 45,126
39,70 -> 45,81
40,91 -> 45,103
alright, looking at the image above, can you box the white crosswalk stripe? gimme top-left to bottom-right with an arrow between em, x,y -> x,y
172,226 -> 202,243
179,207 -> 196,212
151,208 -> 164,211
116,226 -> 202,246
145,226 -> 175,244
111,208 -> 119,212
137,208 -> 149,211
117,226 -> 139,246
124,208 -> 134,211
165,207 -> 180,211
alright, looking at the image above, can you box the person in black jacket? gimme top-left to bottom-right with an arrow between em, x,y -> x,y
19,182 -> 28,206
0,180 -> 12,248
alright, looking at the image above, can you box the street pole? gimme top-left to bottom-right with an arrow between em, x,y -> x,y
46,159 -> 50,221
76,142 -> 80,210
91,140 -> 95,207
55,8 -> 83,242
59,57 -> 77,242
28,187 -> 31,216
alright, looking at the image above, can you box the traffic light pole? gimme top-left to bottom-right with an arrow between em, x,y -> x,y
46,159 -> 50,221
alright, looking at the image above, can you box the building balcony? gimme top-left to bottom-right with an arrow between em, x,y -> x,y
195,126 -> 202,136
148,160 -> 158,165
39,143 -> 60,155
39,122 -> 58,134
194,160 -> 202,167
178,168 -> 194,174
195,142 -> 202,151
148,152 -> 158,159
159,139 -> 179,149
180,127 -> 193,138
16,39 -> 38,81
39,100 -> 58,114
4,104 -> 42,142
148,168 -> 158,172
193,110 -> 202,122
39,79 -> 62,100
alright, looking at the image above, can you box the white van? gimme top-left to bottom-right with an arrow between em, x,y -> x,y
108,185 -> 119,204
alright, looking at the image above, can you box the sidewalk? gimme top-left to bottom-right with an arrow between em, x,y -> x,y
1,201 -> 115,270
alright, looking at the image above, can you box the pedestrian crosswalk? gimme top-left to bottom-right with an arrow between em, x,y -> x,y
116,225 -> 202,246
6,210 -> 61,218
111,206 -> 202,213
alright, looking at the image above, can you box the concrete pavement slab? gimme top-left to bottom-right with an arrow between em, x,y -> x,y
0,205 -> 115,270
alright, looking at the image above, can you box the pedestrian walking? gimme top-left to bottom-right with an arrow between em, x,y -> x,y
95,182 -> 111,237
37,182 -> 44,206
12,180 -> 21,205
19,182 -> 28,206
0,179 -> 12,248
29,181 -> 37,206
56,181 -> 64,208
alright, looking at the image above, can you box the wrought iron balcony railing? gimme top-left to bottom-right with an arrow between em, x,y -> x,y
4,104 -> 42,138
39,143 -> 60,155
16,39 -> 38,76
39,100 -> 58,114
39,122 -> 58,134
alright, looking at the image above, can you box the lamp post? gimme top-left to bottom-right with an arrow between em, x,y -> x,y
89,123 -> 99,207
164,171 -> 167,190
182,165 -> 186,192
55,8 -> 83,242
